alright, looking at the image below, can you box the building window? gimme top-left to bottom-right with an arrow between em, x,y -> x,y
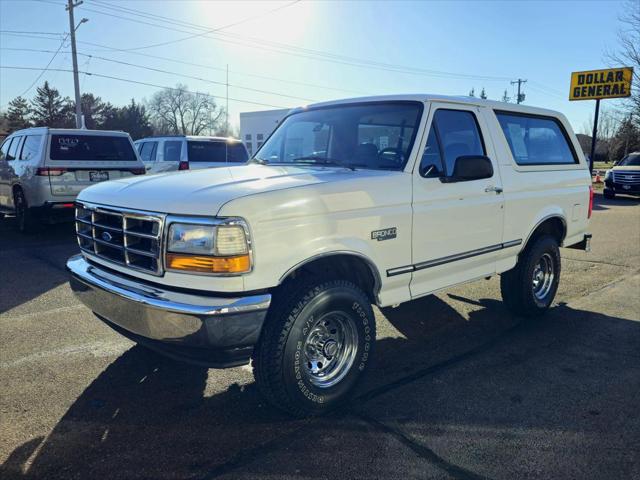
246,142 -> 253,155
245,134 -> 252,141
257,133 -> 264,141
257,142 -> 263,149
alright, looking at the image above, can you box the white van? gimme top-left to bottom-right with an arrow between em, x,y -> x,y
134,135 -> 249,174
0,127 -> 145,232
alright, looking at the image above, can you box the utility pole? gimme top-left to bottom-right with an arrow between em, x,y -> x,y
226,64 -> 229,135
511,78 -> 527,104
66,0 -> 87,129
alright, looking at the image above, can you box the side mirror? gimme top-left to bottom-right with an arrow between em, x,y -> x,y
441,155 -> 494,183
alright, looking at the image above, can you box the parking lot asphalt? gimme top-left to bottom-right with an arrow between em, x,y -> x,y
1,193 -> 639,480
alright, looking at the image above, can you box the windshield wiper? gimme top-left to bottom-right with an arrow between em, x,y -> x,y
291,156 -> 356,171
250,157 -> 269,165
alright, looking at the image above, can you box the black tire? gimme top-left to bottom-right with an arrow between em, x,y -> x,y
603,189 -> 615,199
252,277 -> 375,417
14,188 -> 39,233
500,234 -> 561,317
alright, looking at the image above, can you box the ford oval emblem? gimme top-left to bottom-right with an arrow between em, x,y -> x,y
101,231 -> 113,242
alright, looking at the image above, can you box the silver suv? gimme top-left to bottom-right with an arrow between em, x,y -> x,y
134,135 -> 249,174
0,127 -> 145,232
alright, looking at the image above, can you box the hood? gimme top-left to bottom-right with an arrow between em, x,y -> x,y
77,164 -> 362,216
611,165 -> 640,171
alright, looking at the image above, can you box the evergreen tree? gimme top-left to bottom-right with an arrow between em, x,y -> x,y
480,88 -> 487,100
30,81 -> 73,127
103,99 -> 153,140
6,96 -> 31,131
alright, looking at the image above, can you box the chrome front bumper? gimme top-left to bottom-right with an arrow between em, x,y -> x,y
66,255 -> 271,367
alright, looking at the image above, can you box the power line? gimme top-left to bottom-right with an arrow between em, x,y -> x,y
0,47 -> 318,102
0,32 -> 369,96
90,0 -> 302,52
70,2 -> 515,82
17,33 -> 69,97
0,65 -> 290,109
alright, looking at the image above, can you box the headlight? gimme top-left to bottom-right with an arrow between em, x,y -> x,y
166,220 -> 251,274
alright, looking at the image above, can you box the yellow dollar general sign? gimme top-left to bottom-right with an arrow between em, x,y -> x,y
569,67 -> 633,101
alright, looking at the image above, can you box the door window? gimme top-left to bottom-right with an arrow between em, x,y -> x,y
418,125 -> 444,178
163,141 -> 182,162
432,110 -> 485,175
7,136 -> 23,160
20,135 -> 43,161
139,141 -> 157,162
0,138 -> 13,161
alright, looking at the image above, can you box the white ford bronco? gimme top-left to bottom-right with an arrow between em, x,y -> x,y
67,95 -> 592,417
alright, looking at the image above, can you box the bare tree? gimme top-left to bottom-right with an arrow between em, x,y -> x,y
606,0 -> 640,122
148,84 -> 226,136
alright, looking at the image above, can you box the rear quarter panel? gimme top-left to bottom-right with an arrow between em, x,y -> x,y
482,108 -> 592,272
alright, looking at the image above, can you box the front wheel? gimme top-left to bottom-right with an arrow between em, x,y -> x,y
603,189 -> 616,199
252,277 -> 375,417
500,234 -> 561,317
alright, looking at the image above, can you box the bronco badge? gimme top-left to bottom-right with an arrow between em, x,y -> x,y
371,227 -> 397,241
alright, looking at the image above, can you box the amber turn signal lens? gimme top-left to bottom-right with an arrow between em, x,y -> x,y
166,253 -> 251,273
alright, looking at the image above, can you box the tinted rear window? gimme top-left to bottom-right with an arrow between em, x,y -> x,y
187,141 -> 248,163
50,134 -> 137,161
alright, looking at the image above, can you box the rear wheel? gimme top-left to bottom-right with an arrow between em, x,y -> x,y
500,234 -> 561,317
252,277 -> 375,417
14,188 -> 39,233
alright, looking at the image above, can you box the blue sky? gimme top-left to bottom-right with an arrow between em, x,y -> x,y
0,0 -> 630,133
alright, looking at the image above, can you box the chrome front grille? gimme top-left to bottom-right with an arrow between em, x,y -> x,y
75,203 -> 164,275
612,171 -> 640,184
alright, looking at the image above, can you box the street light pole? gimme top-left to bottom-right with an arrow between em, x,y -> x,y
66,0 -> 86,129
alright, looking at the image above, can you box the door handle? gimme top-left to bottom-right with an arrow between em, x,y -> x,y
484,186 -> 503,194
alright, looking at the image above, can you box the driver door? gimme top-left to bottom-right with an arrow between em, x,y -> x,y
409,103 -> 505,298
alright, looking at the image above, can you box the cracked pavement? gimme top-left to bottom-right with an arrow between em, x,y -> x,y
1,193 -> 639,480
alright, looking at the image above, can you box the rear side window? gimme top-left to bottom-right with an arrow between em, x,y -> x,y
188,141 -> 226,163
50,135 -> 137,161
0,138 -> 13,160
496,112 -> 577,165
227,143 -> 248,163
20,135 -> 43,161
139,141 -> 157,162
8,136 -> 23,160
163,140 -> 182,162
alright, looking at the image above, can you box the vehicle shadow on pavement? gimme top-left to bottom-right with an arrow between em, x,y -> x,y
593,192 -> 640,212
0,220 -> 77,314
2,296 -> 639,480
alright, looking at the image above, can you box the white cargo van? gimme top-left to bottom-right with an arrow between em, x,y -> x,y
0,128 -> 144,232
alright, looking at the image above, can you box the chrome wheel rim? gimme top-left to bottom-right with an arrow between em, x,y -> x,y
532,253 -> 554,300
302,312 -> 359,389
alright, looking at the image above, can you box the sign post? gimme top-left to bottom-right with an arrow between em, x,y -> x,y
569,66 -> 634,172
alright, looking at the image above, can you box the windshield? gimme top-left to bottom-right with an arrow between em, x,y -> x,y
50,134 -> 137,161
187,141 -> 248,163
254,101 -> 423,170
617,153 -> 640,167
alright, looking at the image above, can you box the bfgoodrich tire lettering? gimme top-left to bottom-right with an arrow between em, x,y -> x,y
500,234 -> 561,317
252,277 -> 375,417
